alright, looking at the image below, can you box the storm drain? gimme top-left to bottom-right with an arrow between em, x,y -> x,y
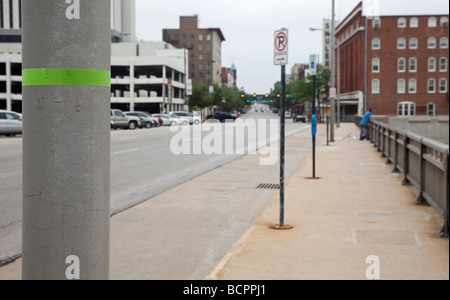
256,183 -> 280,190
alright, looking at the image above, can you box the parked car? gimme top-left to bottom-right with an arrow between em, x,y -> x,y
167,113 -> 189,125
213,112 -> 237,123
152,114 -> 183,126
110,109 -> 141,130
124,111 -> 160,128
0,110 -> 22,136
170,111 -> 201,125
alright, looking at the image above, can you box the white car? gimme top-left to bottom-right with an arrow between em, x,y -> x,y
152,114 -> 184,126
170,111 -> 201,125
167,113 -> 189,126
0,110 -> 22,136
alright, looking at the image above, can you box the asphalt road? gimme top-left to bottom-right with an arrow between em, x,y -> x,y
0,106 -> 308,265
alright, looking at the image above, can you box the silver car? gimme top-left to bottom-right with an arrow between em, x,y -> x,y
0,110 -> 22,136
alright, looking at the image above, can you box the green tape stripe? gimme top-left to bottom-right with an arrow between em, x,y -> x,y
22,68 -> 111,87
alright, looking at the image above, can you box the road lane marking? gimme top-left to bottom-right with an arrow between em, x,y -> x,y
113,148 -> 139,156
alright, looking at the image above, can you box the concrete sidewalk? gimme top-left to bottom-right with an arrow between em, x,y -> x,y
1,123 -> 448,280
206,123 -> 449,280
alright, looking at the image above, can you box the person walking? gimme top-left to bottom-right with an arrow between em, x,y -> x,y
360,108 -> 373,141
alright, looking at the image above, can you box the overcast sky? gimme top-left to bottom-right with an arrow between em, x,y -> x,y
136,0 -> 449,94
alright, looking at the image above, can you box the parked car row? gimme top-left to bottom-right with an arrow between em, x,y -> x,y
111,109 -> 201,130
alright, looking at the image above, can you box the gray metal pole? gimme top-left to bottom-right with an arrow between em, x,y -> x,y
279,65 -> 286,227
330,0 -> 336,142
22,0 -> 111,280
337,43 -> 341,127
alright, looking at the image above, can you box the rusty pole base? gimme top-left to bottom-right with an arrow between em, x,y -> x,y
269,224 -> 294,230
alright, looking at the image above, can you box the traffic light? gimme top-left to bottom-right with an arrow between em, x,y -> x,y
253,94 -> 257,103
264,94 -> 269,103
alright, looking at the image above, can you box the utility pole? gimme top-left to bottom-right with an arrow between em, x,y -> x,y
22,0 -> 111,280
330,0 -> 336,142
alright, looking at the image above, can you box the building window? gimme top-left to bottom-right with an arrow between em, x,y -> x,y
190,53 -> 195,60
428,37 -> 436,49
440,37 -> 448,49
206,34 -> 211,41
190,34 -> 194,40
199,54 -> 203,61
372,18 -> 381,28
372,79 -> 380,94
398,58 -> 406,72
398,17 -> 407,28
428,78 -> 436,93
182,34 -> 187,41
408,79 -> 417,93
397,38 -> 406,49
198,44 -> 203,51
410,17 -> 419,28
409,58 -> 417,72
428,17 -> 437,27
398,102 -> 416,116
409,38 -> 418,49
427,103 -> 435,116
440,57 -> 448,72
191,63 -> 195,69
439,78 -> 448,93
372,38 -> 380,49
397,79 -> 406,94
441,17 -> 449,27
199,34 -> 203,41
198,64 -> 203,70
166,34 -> 171,41
206,44 -> 211,51
372,58 -> 380,73
428,57 -> 436,72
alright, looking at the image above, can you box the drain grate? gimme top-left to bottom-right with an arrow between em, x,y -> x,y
256,183 -> 280,190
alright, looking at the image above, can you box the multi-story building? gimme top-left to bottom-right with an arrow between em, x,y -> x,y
221,64 -> 237,88
163,15 -> 226,86
286,63 -> 309,84
0,0 -> 188,114
336,2 -> 449,118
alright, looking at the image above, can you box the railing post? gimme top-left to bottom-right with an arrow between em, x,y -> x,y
392,130 -> 400,173
416,138 -> 427,205
402,134 -> 410,186
440,149 -> 449,238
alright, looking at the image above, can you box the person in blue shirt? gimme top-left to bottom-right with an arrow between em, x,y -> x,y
360,108 -> 373,141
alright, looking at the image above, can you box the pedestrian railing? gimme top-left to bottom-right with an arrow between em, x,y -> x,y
369,120 -> 449,238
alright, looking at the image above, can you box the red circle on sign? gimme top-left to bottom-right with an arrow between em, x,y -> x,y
275,32 -> 287,52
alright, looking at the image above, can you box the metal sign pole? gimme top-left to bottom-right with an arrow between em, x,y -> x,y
279,65 -> 286,227
22,0 -> 111,280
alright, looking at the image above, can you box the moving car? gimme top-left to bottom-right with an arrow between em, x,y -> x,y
0,110 -> 22,136
295,115 -> 307,123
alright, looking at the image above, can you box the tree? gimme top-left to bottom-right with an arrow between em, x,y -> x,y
188,82 -> 211,111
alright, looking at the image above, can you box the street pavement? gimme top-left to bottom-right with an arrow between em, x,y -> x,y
0,122 -> 448,280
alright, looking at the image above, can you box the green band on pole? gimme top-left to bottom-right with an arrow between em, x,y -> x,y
22,68 -> 111,87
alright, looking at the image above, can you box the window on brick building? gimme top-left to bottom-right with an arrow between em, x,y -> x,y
439,78 -> 448,93
410,17 -> 419,28
428,37 -> 437,49
440,37 -> 448,49
428,78 -> 436,93
372,38 -> 381,49
409,38 -> 418,49
440,57 -> 448,72
206,34 -> 211,41
428,17 -> 437,27
408,79 -> 417,93
198,44 -> 203,51
398,58 -> 406,72
372,79 -> 380,94
398,102 -> 416,116
409,58 -> 417,72
428,57 -> 436,72
398,17 -> 407,28
427,103 -> 436,116
397,38 -> 406,49
199,34 -> 203,41
372,58 -> 380,72
372,18 -> 381,28
199,54 -> 203,61
441,17 -> 449,27
397,79 -> 406,94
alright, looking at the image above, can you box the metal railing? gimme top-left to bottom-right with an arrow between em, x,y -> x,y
369,120 -> 449,238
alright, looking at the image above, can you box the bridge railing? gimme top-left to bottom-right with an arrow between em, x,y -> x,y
369,120 -> 449,238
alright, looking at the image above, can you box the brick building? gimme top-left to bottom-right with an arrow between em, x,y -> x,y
163,15 -> 226,87
336,2 -> 449,117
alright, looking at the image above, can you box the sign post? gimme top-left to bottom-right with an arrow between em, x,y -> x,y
310,54 -> 318,179
271,29 -> 292,230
